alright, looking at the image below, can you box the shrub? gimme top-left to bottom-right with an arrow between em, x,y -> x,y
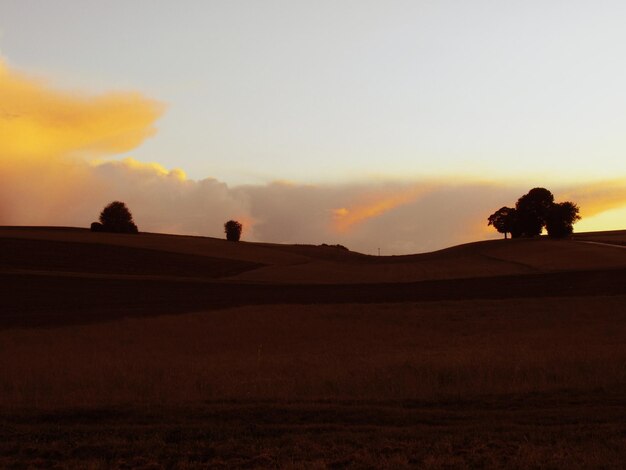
320,243 -> 349,251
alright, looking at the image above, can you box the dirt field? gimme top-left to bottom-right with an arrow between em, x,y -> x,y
1,227 -> 626,468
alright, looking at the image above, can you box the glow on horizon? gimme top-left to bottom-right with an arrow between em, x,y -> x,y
0,55 -> 624,253
575,206 -> 626,234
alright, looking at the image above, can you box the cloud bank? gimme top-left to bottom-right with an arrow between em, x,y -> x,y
1,60 -> 625,254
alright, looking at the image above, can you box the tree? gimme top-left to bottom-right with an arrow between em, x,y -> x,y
93,201 -> 138,234
487,206 -> 517,239
487,188 -> 581,239
515,187 -> 554,237
224,220 -> 242,241
546,201 -> 580,238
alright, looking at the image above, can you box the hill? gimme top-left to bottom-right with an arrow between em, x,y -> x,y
3,226 -> 626,283
1,226 -> 626,327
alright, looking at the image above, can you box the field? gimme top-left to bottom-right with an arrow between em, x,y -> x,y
1,227 -> 626,468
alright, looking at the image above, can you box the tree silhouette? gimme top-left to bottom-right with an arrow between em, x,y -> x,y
488,188 -> 581,239
224,220 -> 242,241
546,201 -> 580,238
515,187 -> 554,237
92,201 -> 138,234
487,206 -> 517,239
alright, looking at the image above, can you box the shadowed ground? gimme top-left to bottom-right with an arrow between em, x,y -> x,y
3,393 -> 626,468
1,227 -> 626,468
4,227 -> 626,284
1,268 -> 626,328
0,237 -> 263,279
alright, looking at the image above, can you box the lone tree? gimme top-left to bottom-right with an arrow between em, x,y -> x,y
92,201 -> 138,234
487,206 -> 517,239
487,188 -> 580,239
224,220 -> 242,241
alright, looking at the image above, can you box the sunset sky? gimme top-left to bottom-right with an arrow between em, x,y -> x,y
1,1 -> 626,254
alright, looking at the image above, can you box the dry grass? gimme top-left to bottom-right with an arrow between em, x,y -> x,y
2,296 -> 625,408
2,296 -> 626,468
4,397 -> 626,469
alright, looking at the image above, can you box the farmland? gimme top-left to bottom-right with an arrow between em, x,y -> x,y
1,227 -> 626,468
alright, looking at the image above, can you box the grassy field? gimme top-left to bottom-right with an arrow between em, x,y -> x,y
2,297 -> 626,407
2,297 -> 626,468
1,227 -> 626,467
4,394 -> 626,469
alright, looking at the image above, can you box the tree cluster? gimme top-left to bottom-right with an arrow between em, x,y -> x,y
488,188 -> 580,239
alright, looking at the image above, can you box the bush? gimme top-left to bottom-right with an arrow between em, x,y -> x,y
320,243 -> 349,251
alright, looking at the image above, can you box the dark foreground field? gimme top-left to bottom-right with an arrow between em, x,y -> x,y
4,392 -> 626,469
1,228 -> 626,468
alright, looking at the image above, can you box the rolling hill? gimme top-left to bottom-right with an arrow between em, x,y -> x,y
1,226 -> 625,328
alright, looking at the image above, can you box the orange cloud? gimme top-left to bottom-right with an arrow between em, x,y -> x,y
556,179 -> 626,218
0,57 -> 251,236
332,185 -> 433,233
0,58 -> 164,161
0,58 -> 169,225
94,157 -> 187,181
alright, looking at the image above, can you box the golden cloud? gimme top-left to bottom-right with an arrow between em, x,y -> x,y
94,157 -> 187,181
0,58 -> 167,226
332,185 -> 434,233
556,179 -> 626,218
0,59 -> 164,160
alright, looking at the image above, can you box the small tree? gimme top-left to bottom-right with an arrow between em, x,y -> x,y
487,206 -> 517,239
546,201 -> 580,238
224,220 -> 242,241
93,201 -> 138,234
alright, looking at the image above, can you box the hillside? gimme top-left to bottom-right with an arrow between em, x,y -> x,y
1,226 -> 626,328
2,226 -> 626,284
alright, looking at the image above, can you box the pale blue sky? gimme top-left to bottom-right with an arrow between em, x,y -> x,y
2,0 -> 626,185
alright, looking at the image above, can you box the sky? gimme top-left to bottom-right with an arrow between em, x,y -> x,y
1,1 -> 626,254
